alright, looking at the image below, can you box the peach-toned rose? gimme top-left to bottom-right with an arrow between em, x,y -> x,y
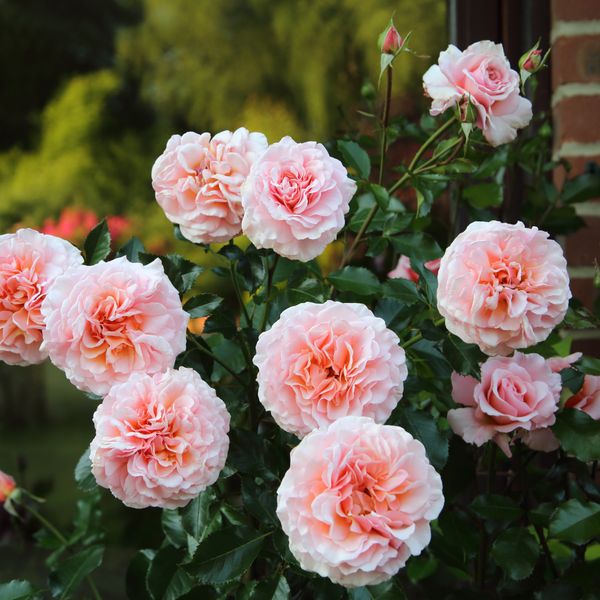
423,41 -> 532,146
254,301 -> 407,438
0,229 -> 82,366
241,136 -> 356,262
41,257 -> 188,396
0,470 -> 16,504
388,256 -> 441,281
565,375 -> 600,420
447,352 -> 561,456
437,221 -> 570,356
90,368 -> 230,509
276,416 -> 444,587
152,128 -> 268,244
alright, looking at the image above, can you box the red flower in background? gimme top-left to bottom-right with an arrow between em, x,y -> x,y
39,208 -> 130,244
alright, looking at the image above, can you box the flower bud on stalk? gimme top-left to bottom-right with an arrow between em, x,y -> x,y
380,23 -> 403,55
0,470 -> 16,505
518,41 -> 550,92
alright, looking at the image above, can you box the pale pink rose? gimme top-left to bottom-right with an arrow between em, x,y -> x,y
241,136 -> 356,262
437,221 -> 570,356
0,470 -> 16,503
0,229 -> 82,366
423,41 -> 532,146
277,416 -> 444,587
388,256 -> 441,281
152,128 -> 268,244
41,257 -> 188,396
565,375 -> 600,420
546,352 -> 582,373
447,352 -> 561,456
90,368 -> 230,509
254,301 -> 407,438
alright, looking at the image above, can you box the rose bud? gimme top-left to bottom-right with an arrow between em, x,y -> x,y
520,48 -> 542,73
380,22 -> 403,55
0,471 -> 16,504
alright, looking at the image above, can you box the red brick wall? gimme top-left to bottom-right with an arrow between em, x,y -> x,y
552,0 -> 600,354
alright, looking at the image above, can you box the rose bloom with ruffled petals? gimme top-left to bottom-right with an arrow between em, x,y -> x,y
41,256 -> 188,396
0,470 -> 16,504
90,368 -> 230,509
0,229 -> 82,366
254,301 -> 407,438
437,221 -> 570,355
447,352 -> 561,456
277,416 -> 444,587
152,128 -> 268,244
241,136 -> 357,261
565,375 -> 600,420
423,41 -> 532,146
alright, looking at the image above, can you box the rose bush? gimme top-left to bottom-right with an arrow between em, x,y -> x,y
2,21 -> 600,600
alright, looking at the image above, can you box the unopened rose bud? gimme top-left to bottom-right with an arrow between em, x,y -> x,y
520,49 -> 542,73
0,470 -> 16,504
380,23 -> 402,55
456,95 -> 477,124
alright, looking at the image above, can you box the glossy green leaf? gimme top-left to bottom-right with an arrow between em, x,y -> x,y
462,182 -> 503,209
186,527 -> 270,585
382,278 -> 421,305
337,140 -> 370,180
328,267 -> 381,296
183,294 -> 223,318
491,527 -> 540,580
561,172 -> 600,204
370,183 -> 390,211
348,580 -> 407,599
116,236 -> 144,262
0,581 -> 38,600
250,574 -> 291,600
549,500 -> 600,545
553,409 -> 600,461
74,447 -> 97,493
126,550 -> 155,600
84,219 -> 111,265
471,494 -> 523,523
49,545 -> 104,599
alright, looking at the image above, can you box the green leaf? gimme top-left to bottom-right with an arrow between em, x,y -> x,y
49,545 -> 104,599
348,580 -> 407,600
389,233 -> 442,261
180,489 -> 218,551
183,294 -> 223,318
140,253 -> 203,294
491,527 -> 540,581
74,448 -> 97,493
162,509 -> 187,549
328,267 -> 381,296
462,182 -> 503,209
443,334 -> 484,377
147,547 -> 194,600
116,236 -> 144,262
382,278 -> 421,305
186,527 -> 270,585
549,500 -> 600,545
84,219 -> 111,265
337,140 -> 370,180
126,550 -> 155,600
0,581 -> 38,600
370,184 -> 390,211
561,172 -> 600,204
471,494 -> 523,523
553,409 -> 600,461
391,406 -> 448,470
250,574 -> 291,600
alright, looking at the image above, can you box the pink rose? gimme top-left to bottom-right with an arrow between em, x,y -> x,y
565,375 -> 600,420
447,352 -> 561,456
388,256 -> 441,281
241,136 -> 356,262
276,416 -> 444,587
152,128 -> 268,244
41,256 -> 188,396
90,368 -> 230,509
254,301 -> 407,438
437,221 -> 570,356
423,41 -> 532,146
0,470 -> 16,504
0,229 -> 82,366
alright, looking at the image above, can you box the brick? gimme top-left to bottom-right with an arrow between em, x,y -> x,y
565,215 -> 600,266
552,0 -> 600,21
552,35 -> 600,85
572,337 -> 600,356
554,95 -> 600,145
569,276 -> 599,309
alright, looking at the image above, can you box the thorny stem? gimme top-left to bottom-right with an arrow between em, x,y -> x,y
377,66 -> 393,185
